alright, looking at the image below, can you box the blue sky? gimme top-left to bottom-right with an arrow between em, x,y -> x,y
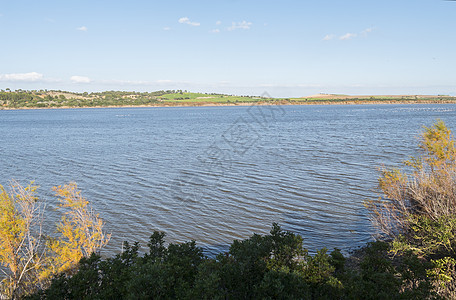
0,0 -> 455,97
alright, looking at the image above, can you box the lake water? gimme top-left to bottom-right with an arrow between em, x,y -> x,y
1,104 -> 455,255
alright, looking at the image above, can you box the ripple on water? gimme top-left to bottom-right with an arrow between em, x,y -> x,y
1,104 -> 455,256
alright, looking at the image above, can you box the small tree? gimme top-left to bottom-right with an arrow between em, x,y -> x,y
367,120 -> 456,239
45,183 -> 111,276
0,182 -> 110,298
0,181 -> 45,299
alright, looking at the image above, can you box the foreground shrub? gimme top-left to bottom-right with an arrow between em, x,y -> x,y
27,225 -> 444,299
28,225 -> 352,299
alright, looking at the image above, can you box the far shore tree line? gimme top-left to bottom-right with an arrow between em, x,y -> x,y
1,89 -> 455,109
2,120 -> 456,298
0,90 -> 267,109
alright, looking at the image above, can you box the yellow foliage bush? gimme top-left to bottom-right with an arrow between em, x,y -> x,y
367,120 -> 456,237
0,181 -> 110,299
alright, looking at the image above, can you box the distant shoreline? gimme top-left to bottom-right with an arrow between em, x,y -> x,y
2,99 -> 456,111
2,90 -> 455,110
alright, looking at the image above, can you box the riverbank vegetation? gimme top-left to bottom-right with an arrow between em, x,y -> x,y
22,226 -> 446,299
0,89 -> 455,109
2,120 -> 456,298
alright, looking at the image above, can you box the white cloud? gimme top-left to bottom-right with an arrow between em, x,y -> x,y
178,17 -> 189,23
70,75 -> 91,83
228,21 -> 252,31
216,20 -> 222,25
163,27 -> 171,31
361,27 -> 375,36
178,17 -> 200,26
324,27 -> 375,42
77,26 -> 88,32
210,29 -> 220,33
0,72 -> 44,82
340,33 -> 357,40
